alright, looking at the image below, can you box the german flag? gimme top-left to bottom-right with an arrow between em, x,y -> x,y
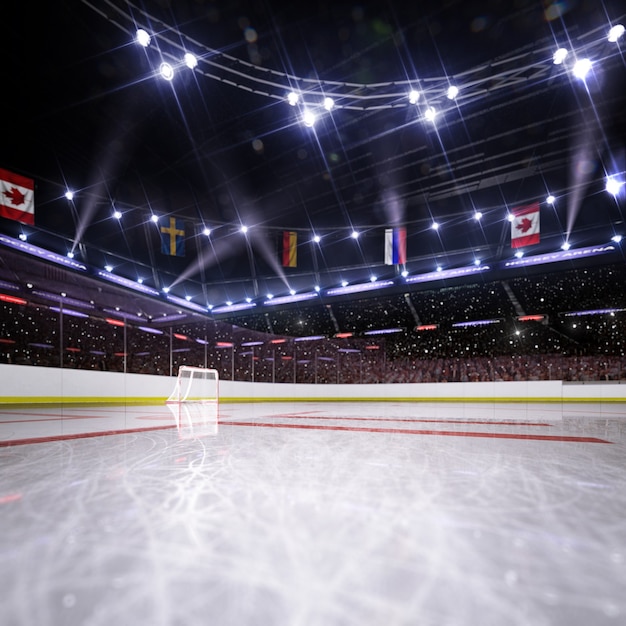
282,231 -> 297,267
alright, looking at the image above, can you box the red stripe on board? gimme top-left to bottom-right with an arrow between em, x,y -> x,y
219,421 -> 611,443
0,424 -> 177,448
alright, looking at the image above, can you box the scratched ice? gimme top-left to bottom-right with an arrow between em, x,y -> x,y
0,402 -> 625,626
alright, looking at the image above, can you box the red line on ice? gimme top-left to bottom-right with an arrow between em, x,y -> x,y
219,420 -> 610,443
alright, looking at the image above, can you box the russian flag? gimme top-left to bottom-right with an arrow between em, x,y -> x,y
384,227 -> 406,265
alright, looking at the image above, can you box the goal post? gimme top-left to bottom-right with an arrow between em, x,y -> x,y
166,366 -> 219,403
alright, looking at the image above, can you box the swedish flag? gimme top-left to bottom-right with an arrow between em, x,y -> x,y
160,217 -> 185,256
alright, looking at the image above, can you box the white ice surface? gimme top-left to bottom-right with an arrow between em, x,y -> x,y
1,402 -> 625,626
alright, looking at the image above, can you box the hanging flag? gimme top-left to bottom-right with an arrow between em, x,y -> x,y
384,227 -> 406,265
282,231 -> 297,267
160,217 -> 185,256
0,168 -> 35,225
511,203 -> 540,248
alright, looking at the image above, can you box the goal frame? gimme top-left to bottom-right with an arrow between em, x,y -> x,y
166,366 -> 219,403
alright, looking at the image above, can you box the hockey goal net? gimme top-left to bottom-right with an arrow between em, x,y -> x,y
166,366 -> 219,403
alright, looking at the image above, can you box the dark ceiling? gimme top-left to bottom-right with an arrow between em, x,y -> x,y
2,0 -> 625,310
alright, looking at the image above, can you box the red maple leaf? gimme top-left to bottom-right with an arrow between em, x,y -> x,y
3,186 -> 27,207
516,217 -> 533,233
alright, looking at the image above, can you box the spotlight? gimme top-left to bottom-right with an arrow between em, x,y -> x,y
240,225 -> 249,234
572,58 -> 592,80
323,97 -> 335,111
431,221 -> 439,230
351,230 -> 360,239
112,210 -> 122,220
611,235 -> 622,243
160,62 -> 174,81
561,242 -> 571,251
151,214 -> 159,223
552,48 -> 568,65
546,194 -> 556,204
608,24 -> 624,43
203,227 -> 211,236
408,90 -> 420,104
474,211 -> 483,221
287,92 -> 299,106
184,53 -> 198,69
447,85 -> 459,100
64,190 -> 74,200
515,251 -> 524,258
67,251 -> 74,259
105,265 -> 113,272
302,110 -> 317,127
606,177 -> 624,196
312,234 -> 321,243
424,107 -> 437,122
136,29 -> 151,47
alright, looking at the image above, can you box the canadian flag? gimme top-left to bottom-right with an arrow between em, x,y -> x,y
0,168 -> 35,225
511,203 -> 540,248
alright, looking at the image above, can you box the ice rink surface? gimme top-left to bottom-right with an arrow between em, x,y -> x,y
1,401 -> 625,626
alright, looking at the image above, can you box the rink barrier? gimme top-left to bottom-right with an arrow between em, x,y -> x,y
0,364 -> 625,405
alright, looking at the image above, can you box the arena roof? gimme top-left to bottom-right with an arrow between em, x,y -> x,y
2,0 -> 625,315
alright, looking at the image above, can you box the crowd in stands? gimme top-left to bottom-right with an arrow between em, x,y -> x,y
1,261 -> 626,383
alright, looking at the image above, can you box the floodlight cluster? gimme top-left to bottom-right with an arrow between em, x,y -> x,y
55,184 -> 624,313
52,4 -> 626,313
126,14 -> 624,129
